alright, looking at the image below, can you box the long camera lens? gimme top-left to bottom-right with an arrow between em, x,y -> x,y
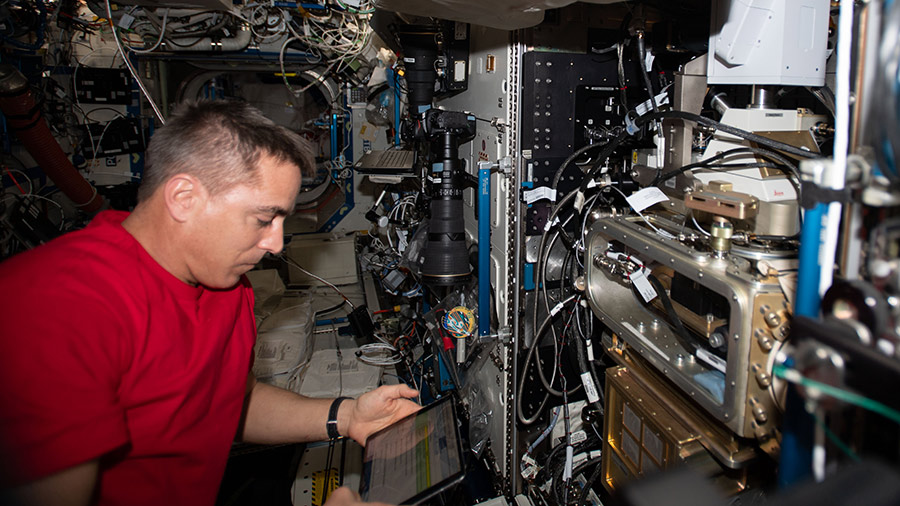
396,29 -> 437,114
421,129 -> 471,286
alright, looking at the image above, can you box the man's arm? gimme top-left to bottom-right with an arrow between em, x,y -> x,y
241,375 -> 420,445
1,460 -> 98,506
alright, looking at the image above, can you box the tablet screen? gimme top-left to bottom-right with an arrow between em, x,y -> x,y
359,396 -> 465,505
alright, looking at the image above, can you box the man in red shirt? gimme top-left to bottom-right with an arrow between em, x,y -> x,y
0,100 -> 418,505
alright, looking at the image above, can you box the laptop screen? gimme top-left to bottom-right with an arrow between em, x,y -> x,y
359,395 -> 465,505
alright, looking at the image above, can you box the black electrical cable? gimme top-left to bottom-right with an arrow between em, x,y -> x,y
525,483 -> 553,506
550,463 -> 569,504
577,459 -> 605,505
751,234 -> 800,241
557,246 -> 576,335
167,10 -> 221,31
556,226 -> 577,252
164,35 -> 209,48
640,110 -> 819,160
315,299 -> 348,317
535,191 -> 607,405
538,223 -> 585,398
645,274 -> 697,354
557,309 -> 572,506
701,161 -> 784,170
616,41 -> 628,107
577,129 -> 631,195
636,32 -> 659,115
552,453 -> 603,505
542,225 -> 576,336
168,17 -> 226,38
543,440 -> 568,482
652,145 -> 799,185
551,141 -> 613,190
575,301 -> 605,407
518,295 -> 579,425
557,268 -> 603,417
323,437 -> 337,502
530,303 -> 580,398
657,144 -> 804,227
543,429 -> 601,473
518,353 -> 550,424
535,190 -> 578,335
571,456 -> 604,497
576,110 -> 820,196
530,186 -> 611,417
573,313 -> 604,419
536,215 -> 574,365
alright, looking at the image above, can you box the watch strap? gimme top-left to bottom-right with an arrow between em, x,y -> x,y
327,396 -> 351,440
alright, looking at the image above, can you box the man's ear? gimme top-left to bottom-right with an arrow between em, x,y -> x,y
162,174 -> 206,223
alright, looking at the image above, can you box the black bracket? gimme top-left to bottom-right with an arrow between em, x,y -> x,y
800,181 -> 851,210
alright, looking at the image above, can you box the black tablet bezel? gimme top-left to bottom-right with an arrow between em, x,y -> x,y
359,394 -> 465,505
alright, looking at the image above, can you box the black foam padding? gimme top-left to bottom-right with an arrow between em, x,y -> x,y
347,304 -> 375,340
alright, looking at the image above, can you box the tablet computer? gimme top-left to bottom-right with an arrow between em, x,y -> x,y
359,395 -> 465,505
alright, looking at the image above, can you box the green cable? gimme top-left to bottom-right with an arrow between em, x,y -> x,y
333,0 -> 375,14
774,364 -> 900,426
810,410 -> 861,462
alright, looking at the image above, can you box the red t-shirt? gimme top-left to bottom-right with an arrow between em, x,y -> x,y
0,210 -> 257,504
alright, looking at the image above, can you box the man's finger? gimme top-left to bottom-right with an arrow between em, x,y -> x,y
326,486 -> 361,502
381,383 -> 419,399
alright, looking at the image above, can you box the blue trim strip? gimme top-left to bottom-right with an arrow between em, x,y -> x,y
795,204 -> 825,317
780,205 -> 825,488
315,317 -> 348,326
478,167 -> 491,336
318,109 -> 354,232
393,70 -> 402,146
524,263 -> 535,291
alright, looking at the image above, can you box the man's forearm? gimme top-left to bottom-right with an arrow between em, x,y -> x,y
1,460 -> 98,506
240,378 -> 353,444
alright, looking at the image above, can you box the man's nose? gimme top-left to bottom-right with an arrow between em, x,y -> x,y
258,220 -> 284,255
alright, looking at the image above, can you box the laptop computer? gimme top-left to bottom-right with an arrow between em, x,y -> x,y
354,149 -> 417,176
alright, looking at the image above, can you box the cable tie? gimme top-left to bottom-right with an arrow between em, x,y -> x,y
543,216 -> 560,232
573,190 -> 585,212
624,111 -> 639,135
550,301 -> 566,317
563,445 -> 574,481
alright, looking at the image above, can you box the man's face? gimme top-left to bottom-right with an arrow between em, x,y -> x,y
185,153 -> 301,289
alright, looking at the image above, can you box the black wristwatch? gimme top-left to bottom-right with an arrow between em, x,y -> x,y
327,396 -> 351,440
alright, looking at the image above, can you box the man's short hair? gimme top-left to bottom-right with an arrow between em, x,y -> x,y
137,100 -> 316,202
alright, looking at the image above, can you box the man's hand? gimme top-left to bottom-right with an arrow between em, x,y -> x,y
341,384 -> 420,445
323,486 -> 394,506
242,377 -> 418,445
